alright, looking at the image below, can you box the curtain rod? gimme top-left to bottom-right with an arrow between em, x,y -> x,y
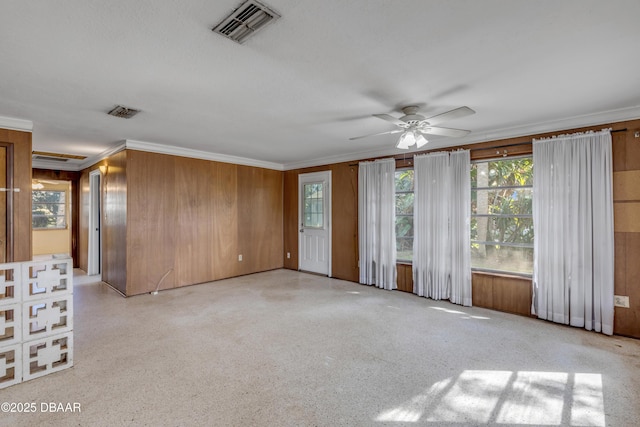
348,128 -> 628,166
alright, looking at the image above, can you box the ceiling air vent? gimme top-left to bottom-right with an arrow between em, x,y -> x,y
32,151 -> 87,162
212,0 -> 280,44
108,105 -> 141,119
33,155 -> 69,162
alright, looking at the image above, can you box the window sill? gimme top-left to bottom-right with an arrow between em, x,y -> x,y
471,270 -> 532,281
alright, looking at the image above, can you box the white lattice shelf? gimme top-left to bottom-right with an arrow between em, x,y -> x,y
0,258 -> 73,389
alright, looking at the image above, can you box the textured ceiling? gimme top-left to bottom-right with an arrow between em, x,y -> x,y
1,0 -> 639,170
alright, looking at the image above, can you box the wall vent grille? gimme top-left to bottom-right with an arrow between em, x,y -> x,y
212,0 -> 280,44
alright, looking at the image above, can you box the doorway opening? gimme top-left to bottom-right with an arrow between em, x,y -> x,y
31,178 -> 72,259
87,170 -> 101,276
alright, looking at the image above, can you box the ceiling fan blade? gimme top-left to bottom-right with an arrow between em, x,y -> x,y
422,126 -> 470,138
424,106 -> 475,126
372,113 -> 407,127
349,129 -> 403,141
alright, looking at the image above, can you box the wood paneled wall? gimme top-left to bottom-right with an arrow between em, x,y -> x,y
283,162 -> 359,282
103,152 -> 128,294
237,165 -> 283,276
85,150 -> 284,296
0,128 -> 32,262
472,272 -> 532,316
78,168 -> 91,272
612,125 -> 640,338
32,169 -> 80,266
396,263 -> 413,293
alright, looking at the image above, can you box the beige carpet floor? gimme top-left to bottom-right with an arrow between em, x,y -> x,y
1,269 -> 639,426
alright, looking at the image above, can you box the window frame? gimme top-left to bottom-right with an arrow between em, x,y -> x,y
470,155 -> 533,277
395,168 -> 414,263
32,189 -> 68,230
302,181 -> 324,229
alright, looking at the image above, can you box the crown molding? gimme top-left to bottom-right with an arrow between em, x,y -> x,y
459,105 -> 640,146
78,142 -> 127,170
0,115 -> 33,132
30,106 -> 640,173
282,146 -> 402,170
283,106 -> 640,170
122,139 -> 284,171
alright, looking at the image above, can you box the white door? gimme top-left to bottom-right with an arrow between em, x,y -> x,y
87,170 -> 101,276
298,171 -> 331,276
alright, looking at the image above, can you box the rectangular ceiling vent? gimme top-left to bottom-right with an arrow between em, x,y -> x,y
33,155 -> 69,162
212,0 -> 280,44
108,105 -> 141,119
32,151 -> 87,162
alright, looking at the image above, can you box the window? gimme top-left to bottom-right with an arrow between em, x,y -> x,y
395,169 -> 414,261
303,183 -> 323,228
471,157 -> 533,275
32,190 -> 67,229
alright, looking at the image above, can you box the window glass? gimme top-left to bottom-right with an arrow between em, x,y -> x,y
395,169 -> 414,261
32,190 -> 67,229
471,157 -> 533,275
303,183 -> 323,228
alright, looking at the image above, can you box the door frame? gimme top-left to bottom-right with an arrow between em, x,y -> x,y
298,171 -> 331,277
0,142 -> 13,262
87,169 -> 102,276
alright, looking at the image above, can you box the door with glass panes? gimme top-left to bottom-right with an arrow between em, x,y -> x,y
298,171 -> 331,275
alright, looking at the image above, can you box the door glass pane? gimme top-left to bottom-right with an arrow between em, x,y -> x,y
303,183 -> 323,228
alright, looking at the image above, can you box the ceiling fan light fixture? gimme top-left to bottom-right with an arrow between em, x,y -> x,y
415,133 -> 428,148
396,131 -> 415,149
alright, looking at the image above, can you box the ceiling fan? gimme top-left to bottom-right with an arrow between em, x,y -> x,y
350,105 -> 475,149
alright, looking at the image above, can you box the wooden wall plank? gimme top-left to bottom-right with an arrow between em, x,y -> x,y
613,170 -> 640,201
77,169 -> 90,271
173,157 -> 214,286
102,151 -> 127,294
237,165 -> 283,276
471,273 -> 494,309
614,203 -> 640,233
612,130 -> 627,172
126,151 -> 176,294
493,275 -> 532,316
471,273 -> 532,316
0,129 -> 32,262
614,232 -> 627,297
614,232 -> 640,337
0,147 -> 5,263
624,127 -> 640,170
210,161 -> 238,281
283,170 -> 298,270
396,264 -> 413,292
331,163 -> 359,282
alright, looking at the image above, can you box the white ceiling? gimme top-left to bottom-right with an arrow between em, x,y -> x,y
1,0 -> 639,171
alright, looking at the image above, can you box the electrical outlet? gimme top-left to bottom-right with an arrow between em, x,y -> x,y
287,252 -> 290,259
238,254 -> 242,262
614,295 -> 630,308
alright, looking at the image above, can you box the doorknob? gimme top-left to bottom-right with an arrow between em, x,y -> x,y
299,229 -> 304,232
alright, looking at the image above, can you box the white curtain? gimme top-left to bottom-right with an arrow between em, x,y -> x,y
413,150 -> 472,305
532,130 -> 614,335
358,158 -> 397,290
